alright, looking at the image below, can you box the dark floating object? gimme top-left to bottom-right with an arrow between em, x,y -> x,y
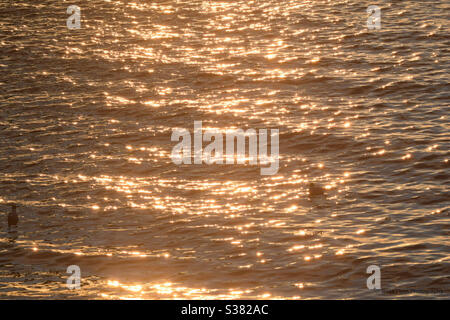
8,204 -> 19,230
308,182 -> 325,197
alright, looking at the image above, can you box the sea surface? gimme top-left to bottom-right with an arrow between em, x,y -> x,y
0,0 -> 449,299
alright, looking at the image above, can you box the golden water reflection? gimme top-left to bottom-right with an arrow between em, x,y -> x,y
101,280 -> 289,300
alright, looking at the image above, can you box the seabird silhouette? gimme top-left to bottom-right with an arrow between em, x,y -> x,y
308,182 -> 325,197
8,204 -> 18,230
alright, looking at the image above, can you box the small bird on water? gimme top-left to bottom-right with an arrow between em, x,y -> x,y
308,182 -> 325,197
8,204 -> 19,230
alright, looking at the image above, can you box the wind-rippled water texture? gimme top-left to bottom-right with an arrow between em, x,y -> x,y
0,0 -> 449,299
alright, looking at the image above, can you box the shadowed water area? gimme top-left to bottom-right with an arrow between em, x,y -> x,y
0,0 -> 449,299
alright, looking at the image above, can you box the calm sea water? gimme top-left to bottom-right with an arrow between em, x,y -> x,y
0,0 -> 449,299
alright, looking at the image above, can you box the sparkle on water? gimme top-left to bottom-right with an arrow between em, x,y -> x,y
0,0 -> 448,299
